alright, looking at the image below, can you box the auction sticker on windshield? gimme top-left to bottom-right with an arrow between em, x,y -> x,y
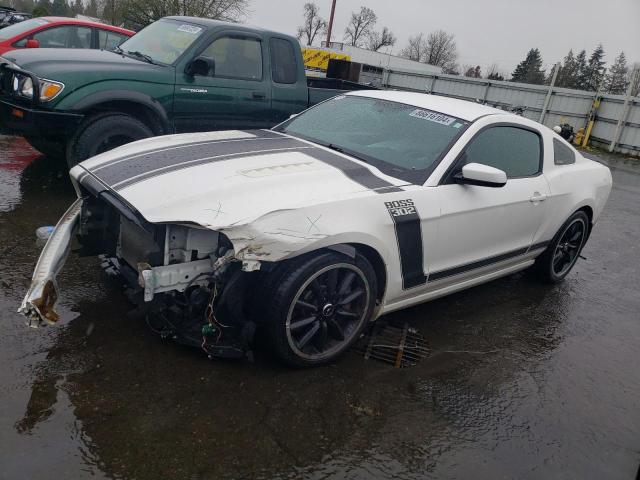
177,24 -> 202,34
409,109 -> 456,126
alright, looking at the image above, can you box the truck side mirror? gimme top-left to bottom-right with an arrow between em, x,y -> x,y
185,56 -> 215,77
26,38 -> 40,49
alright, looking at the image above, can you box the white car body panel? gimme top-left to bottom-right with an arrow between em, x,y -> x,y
20,91 -> 613,326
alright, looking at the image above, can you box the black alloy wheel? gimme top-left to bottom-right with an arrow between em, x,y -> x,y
265,251 -> 377,367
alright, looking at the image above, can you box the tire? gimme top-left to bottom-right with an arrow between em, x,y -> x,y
24,135 -> 65,158
66,113 -> 154,168
264,251 -> 377,367
534,210 -> 589,283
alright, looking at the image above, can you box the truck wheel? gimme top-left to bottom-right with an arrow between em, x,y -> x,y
66,113 -> 153,167
24,135 -> 65,159
264,251 -> 377,367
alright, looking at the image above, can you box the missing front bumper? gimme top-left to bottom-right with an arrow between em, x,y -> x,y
18,198 -> 83,327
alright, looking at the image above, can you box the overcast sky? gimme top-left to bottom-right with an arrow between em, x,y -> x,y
248,0 -> 640,75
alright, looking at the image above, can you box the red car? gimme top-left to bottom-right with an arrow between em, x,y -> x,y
0,17 -> 133,56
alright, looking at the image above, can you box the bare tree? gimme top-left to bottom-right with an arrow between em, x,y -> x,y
629,63 -> 640,97
486,63 -> 505,81
422,30 -> 458,71
399,30 -> 457,71
399,34 -> 423,61
121,0 -> 248,28
344,6 -> 377,47
366,26 -> 396,52
296,2 -> 327,46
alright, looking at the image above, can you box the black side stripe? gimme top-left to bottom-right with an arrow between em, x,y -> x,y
428,241 -> 550,282
112,146 -> 314,191
304,148 -> 404,193
386,200 -> 427,290
89,130 -> 283,173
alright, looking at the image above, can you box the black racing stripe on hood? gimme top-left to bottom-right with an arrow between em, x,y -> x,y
112,146 -> 315,191
303,149 -> 404,193
88,129 -> 283,174
94,137 -> 303,187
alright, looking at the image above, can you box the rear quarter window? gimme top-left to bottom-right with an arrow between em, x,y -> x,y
270,38 -> 297,84
553,138 -> 576,165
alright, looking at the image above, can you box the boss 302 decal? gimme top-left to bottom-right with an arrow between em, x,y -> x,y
385,199 -> 427,289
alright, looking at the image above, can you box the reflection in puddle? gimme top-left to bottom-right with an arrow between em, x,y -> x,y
0,136 -> 40,213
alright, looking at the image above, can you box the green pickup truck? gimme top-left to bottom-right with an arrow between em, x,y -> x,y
0,16 -> 373,165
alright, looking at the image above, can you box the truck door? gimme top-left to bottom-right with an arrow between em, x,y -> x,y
174,32 -> 272,133
268,37 -> 309,125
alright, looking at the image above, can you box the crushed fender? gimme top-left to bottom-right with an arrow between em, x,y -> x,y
18,198 -> 83,327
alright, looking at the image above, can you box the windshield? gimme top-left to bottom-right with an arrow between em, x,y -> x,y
0,18 -> 48,41
117,19 -> 204,65
277,95 -> 469,184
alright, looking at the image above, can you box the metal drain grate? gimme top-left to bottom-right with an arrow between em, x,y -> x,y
354,321 -> 430,368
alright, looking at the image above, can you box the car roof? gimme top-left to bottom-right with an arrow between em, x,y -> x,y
39,17 -> 133,34
348,90 -> 509,122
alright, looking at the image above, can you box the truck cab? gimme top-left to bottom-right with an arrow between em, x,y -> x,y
0,16 -> 372,166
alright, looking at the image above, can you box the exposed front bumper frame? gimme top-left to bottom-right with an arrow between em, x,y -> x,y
18,198 -> 83,327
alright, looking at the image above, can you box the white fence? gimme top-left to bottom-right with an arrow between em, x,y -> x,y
378,69 -> 640,157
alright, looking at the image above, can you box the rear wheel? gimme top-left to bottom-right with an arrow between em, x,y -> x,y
535,211 -> 589,283
24,135 -> 65,158
265,251 -> 377,367
66,113 -> 154,167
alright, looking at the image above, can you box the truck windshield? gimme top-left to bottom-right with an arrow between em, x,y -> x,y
0,18 -> 48,40
117,19 -> 204,65
277,95 -> 469,184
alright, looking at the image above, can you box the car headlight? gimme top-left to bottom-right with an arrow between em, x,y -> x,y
11,73 -> 64,102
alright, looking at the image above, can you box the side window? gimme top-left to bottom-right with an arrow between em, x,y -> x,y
99,30 -> 128,50
270,38 -> 297,84
461,126 -> 541,178
32,26 -> 91,48
201,36 -> 263,80
553,138 -> 576,165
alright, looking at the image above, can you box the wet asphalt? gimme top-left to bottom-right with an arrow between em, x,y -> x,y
0,134 -> 638,480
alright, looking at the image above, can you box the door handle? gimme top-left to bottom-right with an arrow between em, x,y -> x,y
529,192 -> 547,202
252,91 -> 266,99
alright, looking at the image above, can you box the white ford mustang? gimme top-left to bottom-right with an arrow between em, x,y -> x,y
20,91 -> 612,366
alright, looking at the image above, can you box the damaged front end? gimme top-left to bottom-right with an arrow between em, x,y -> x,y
19,190 -> 261,360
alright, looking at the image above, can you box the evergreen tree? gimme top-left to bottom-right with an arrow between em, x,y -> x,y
582,44 -> 607,92
606,51 -> 629,95
85,0 -> 98,17
71,0 -> 84,16
511,48 -> 546,84
32,0 -> 51,16
574,50 -> 588,90
556,50 -> 578,88
50,0 -> 69,16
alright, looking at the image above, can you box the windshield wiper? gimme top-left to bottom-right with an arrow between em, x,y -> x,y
126,50 -> 155,65
328,143 -> 370,164
113,45 -> 123,54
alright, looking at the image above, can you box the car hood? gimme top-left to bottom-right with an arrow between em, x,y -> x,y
70,130 -> 409,229
4,48 -> 173,85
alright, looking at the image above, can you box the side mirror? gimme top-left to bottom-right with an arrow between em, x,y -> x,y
454,162 -> 507,188
185,56 -> 215,77
25,38 -> 40,49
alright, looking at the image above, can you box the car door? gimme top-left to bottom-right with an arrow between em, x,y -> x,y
428,123 -> 550,282
29,25 -> 92,49
173,31 -> 272,133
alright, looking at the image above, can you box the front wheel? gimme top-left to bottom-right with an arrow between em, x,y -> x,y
66,113 -> 154,168
265,251 -> 377,367
535,211 -> 589,283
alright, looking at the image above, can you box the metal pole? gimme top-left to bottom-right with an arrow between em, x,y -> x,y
539,63 -> 560,124
609,66 -> 639,153
325,0 -> 337,47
